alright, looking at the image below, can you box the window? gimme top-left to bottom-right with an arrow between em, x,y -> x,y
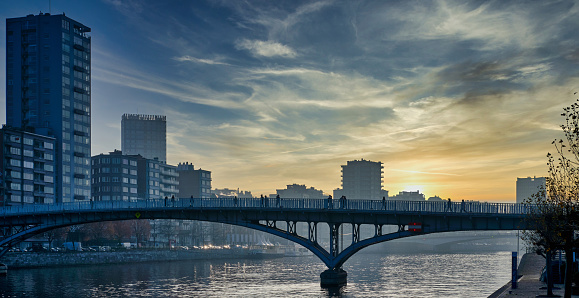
10,147 -> 21,155
44,142 -> 54,149
10,159 -> 21,167
44,153 -> 53,160
23,184 -> 34,192
23,173 -> 33,180
44,164 -> 54,172
45,187 -> 54,194
24,161 -> 34,169
23,138 -> 33,145
9,135 -> 21,143
44,176 -> 54,183
10,183 -> 21,191
130,170 -> 137,175
24,150 -> 33,157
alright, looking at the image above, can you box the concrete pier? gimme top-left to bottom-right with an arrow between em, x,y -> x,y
320,268 -> 347,288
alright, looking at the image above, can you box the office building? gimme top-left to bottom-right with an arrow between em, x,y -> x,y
177,162 -> 211,199
516,176 -> 546,203
6,13 -> 91,202
91,150 -> 138,201
334,159 -> 384,200
121,114 -> 166,162
0,125 -> 56,206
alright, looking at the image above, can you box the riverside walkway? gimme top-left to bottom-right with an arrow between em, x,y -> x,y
490,253 -> 574,298
1,198 -> 529,287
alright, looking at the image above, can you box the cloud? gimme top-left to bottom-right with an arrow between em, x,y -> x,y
173,55 -> 231,66
235,39 -> 297,58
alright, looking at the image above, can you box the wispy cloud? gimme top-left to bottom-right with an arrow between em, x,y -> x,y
173,55 -> 231,66
235,39 -> 297,58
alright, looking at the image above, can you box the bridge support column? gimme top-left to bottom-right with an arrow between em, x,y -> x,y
320,268 -> 347,288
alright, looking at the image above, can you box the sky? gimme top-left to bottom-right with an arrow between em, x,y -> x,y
1,0 -> 579,202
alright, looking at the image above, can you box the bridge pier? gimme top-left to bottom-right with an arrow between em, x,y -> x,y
320,268 -> 347,288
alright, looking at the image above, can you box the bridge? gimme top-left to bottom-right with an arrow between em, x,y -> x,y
0,197 -> 528,287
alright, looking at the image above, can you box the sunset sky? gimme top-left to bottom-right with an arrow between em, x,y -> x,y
1,1 -> 578,202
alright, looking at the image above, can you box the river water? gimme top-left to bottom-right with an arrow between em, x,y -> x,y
0,251 -> 513,297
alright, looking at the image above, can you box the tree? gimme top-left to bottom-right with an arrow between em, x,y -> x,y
44,227 -> 70,249
130,220 -> 151,248
523,99 -> 579,298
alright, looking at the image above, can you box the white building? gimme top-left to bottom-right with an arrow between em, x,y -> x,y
516,176 -> 546,203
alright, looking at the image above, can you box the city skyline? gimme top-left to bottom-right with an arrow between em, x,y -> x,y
2,1 -> 578,202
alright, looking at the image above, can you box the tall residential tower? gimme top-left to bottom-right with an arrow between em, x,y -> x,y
334,159 -> 385,200
121,114 -> 166,162
6,13 -> 91,202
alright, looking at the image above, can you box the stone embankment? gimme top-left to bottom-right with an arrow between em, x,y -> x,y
2,249 -> 249,269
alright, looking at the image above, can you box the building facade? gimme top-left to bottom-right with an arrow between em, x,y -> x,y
334,159 -> 384,200
516,176 -> 546,203
390,190 -> 425,201
177,162 -> 211,199
275,184 -> 324,199
121,114 -> 166,162
6,13 -> 92,202
0,126 -> 56,206
91,150 -> 138,201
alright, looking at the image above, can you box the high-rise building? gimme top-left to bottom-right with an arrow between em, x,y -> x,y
334,159 -> 384,200
121,114 -> 167,162
6,13 -> 92,202
0,125 -> 56,206
516,176 -> 546,203
177,162 -> 211,199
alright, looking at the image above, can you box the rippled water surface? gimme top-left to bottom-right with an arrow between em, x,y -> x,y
0,252 -> 512,297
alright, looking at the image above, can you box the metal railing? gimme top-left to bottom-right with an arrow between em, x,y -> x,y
0,198 -> 529,217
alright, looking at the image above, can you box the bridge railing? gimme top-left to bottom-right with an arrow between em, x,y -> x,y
0,198 -> 530,216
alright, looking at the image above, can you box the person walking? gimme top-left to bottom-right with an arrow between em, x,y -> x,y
446,198 -> 452,212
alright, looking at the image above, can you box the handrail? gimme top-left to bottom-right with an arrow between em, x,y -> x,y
0,198 -> 530,217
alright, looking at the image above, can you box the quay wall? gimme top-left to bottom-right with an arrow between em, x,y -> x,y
2,250 -> 248,269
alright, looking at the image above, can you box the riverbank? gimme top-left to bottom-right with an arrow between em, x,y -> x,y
1,249 -> 281,269
489,253 -> 573,297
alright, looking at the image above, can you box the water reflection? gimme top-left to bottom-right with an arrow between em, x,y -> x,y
0,252 -> 511,297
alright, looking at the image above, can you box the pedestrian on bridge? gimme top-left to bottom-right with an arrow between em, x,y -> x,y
446,198 -> 452,212
260,195 -> 264,207
276,195 -> 281,207
461,199 -> 465,212
327,195 -> 333,209
382,197 -> 386,210
234,196 -> 238,206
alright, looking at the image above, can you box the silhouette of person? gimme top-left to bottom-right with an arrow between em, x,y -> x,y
276,194 -> 281,207
461,199 -> 465,212
447,198 -> 452,212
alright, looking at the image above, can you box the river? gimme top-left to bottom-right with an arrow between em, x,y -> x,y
0,251 -> 514,297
